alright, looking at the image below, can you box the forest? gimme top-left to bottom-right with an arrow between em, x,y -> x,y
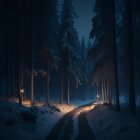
0,0 -> 140,114
0,0 -> 140,140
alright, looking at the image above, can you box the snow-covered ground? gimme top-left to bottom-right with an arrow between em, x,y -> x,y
0,101 -> 74,140
87,104 -> 140,140
1,100 -> 139,140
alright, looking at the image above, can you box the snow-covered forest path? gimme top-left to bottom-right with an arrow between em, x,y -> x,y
46,103 -> 96,140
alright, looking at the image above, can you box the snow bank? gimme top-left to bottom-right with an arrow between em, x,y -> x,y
87,104 -> 140,140
0,101 -> 74,140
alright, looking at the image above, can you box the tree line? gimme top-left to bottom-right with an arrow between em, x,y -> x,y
88,0 -> 140,114
0,0 -> 93,105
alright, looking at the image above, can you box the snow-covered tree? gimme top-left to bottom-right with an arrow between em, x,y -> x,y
59,0 -> 87,103
88,0 -> 120,110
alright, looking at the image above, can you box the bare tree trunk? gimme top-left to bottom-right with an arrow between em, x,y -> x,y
112,0 -> 120,111
46,65 -> 50,104
30,0 -> 33,106
104,80 -> 107,102
19,46 -> 22,104
17,0 -> 22,104
6,40 -> 9,101
43,78 -> 46,104
108,80 -> 112,105
102,81 -> 104,101
30,32 -> 34,105
109,79 -> 112,106
60,70 -> 63,104
67,72 -> 70,105
12,47 -> 15,99
21,47 -> 23,87
127,0 -> 136,113
96,84 -> 99,104
107,80 -> 109,103
31,69 -> 34,105
103,80 -> 107,103
103,80 -> 105,102
19,44 -> 24,105
8,49 -> 11,101
106,80 -> 108,102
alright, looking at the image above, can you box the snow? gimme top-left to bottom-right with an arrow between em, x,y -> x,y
0,101 -> 74,140
87,104 -> 140,140
71,114 -> 79,140
1,100 -> 139,140
71,103 -> 96,140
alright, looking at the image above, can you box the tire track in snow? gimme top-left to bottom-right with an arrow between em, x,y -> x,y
76,111 -> 96,140
46,104 -> 96,140
46,107 -> 80,140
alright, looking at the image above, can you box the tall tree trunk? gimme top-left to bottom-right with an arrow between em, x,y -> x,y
43,78 -> 46,104
105,80 -> 108,102
30,29 -> 35,105
31,69 -> 34,105
17,0 -> 22,104
112,0 -> 120,111
60,70 -> 63,104
103,80 -> 107,102
67,72 -> 70,105
30,0 -> 34,106
96,84 -> 99,104
104,80 -> 107,102
21,47 -> 24,87
12,46 -> 15,99
19,43 -> 24,104
8,45 -> 11,101
127,0 -> 136,113
46,65 -> 50,104
109,79 -> 112,106
102,81 -> 105,102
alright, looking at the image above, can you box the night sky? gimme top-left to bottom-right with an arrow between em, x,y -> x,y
59,0 -> 95,43
74,0 -> 95,42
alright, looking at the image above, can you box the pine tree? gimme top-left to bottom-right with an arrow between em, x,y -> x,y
59,0 -> 83,104
88,0 -> 120,111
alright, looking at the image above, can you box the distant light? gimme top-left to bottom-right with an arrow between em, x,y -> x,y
97,94 -> 99,98
21,89 -> 24,93
20,87 -> 24,94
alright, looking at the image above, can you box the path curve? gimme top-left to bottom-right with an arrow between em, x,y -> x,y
46,104 -> 96,140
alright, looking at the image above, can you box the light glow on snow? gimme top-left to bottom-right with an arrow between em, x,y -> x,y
0,101 -> 74,140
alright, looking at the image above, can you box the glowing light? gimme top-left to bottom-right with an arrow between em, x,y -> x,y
20,89 -> 24,93
97,94 -> 100,98
75,104 -> 96,114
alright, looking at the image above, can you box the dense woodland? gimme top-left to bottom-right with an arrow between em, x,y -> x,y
0,0 -> 94,105
0,0 -> 140,115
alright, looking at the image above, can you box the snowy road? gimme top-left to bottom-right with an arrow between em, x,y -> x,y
46,104 -> 96,140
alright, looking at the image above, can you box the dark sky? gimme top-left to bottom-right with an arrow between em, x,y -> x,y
59,0 -> 95,44
73,0 -> 95,43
